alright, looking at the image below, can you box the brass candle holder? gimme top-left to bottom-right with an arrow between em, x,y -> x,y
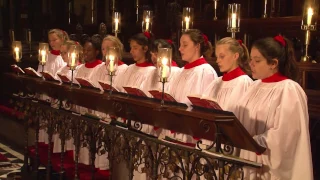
182,7 -> 194,32
38,43 -> 49,73
301,1 -> 318,63
157,48 -> 172,106
227,3 -> 241,39
68,45 -> 80,86
112,12 -> 121,37
142,10 -> 153,33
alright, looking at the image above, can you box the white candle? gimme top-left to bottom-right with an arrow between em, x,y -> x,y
161,57 -> 169,78
307,7 -> 313,26
214,1 -> 217,9
41,50 -> 46,63
185,16 -> 190,30
14,47 -> 19,61
231,13 -> 237,28
109,55 -> 115,72
115,18 -> 119,31
145,18 -> 150,31
71,52 -> 76,67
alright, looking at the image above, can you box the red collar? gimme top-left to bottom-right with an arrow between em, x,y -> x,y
50,50 -> 60,55
262,72 -> 288,83
85,59 -> 102,68
184,58 -> 207,69
222,67 -> 246,81
136,61 -> 154,67
118,60 -> 125,66
172,61 -> 178,67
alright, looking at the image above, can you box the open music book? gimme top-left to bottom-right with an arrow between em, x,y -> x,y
75,77 -> 96,88
98,80 -> 119,92
41,71 -> 59,81
123,86 -> 148,97
57,74 -> 71,83
187,95 -> 222,110
24,67 -> 42,77
11,64 -> 25,74
148,90 -> 177,102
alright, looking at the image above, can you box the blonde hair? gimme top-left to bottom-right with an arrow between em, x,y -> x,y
62,40 -> 82,51
216,37 -> 250,74
48,29 -> 69,42
102,35 -> 124,59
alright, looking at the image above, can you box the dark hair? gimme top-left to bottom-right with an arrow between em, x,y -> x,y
150,39 -> 178,63
82,34 -> 102,60
252,37 -> 298,81
216,37 -> 251,74
129,33 -> 153,63
181,29 -> 213,57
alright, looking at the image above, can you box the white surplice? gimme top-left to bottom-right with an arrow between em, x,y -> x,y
170,64 -> 218,106
234,78 -> 313,180
95,63 -> 129,91
37,53 -> 66,75
169,58 -> 218,143
142,66 -> 181,97
119,63 -> 156,92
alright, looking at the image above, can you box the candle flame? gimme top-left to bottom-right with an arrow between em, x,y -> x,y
41,50 -> 46,56
145,18 -> 150,23
14,47 -> 19,52
308,7 -> 314,16
185,16 -> 190,22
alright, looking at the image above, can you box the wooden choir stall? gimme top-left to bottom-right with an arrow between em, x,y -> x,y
2,72 -> 265,180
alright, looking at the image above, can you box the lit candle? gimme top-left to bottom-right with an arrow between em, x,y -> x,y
109,55 -> 115,72
14,47 -> 19,61
115,18 -> 119,31
161,57 -> 169,78
307,7 -> 313,26
231,13 -> 237,28
214,0 -> 217,9
71,52 -> 76,67
41,50 -> 46,63
145,18 -> 150,31
185,16 -> 190,30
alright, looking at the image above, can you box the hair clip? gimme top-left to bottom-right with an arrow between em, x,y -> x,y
274,35 -> 286,47
202,34 -> 209,45
166,39 -> 173,45
237,39 -> 243,46
143,32 -> 151,39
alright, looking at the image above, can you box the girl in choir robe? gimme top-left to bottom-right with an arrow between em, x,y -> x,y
197,37 -> 252,147
169,29 -> 218,143
95,35 -> 128,92
38,29 -> 69,144
93,35 -> 128,171
144,39 -> 181,95
143,39 -> 182,136
118,32 -> 156,91
234,36 -> 313,180
37,29 -> 68,75
75,35 -> 105,168
75,34 -> 103,90
52,40 -> 82,154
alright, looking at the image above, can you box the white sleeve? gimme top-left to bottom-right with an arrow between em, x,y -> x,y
253,82 -> 313,180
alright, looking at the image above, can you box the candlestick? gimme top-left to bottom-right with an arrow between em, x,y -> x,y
142,10 -> 153,32
213,0 -> 218,20
301,1 -> 319,63
182,7 -> 194,32
227,3 -> 241,38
